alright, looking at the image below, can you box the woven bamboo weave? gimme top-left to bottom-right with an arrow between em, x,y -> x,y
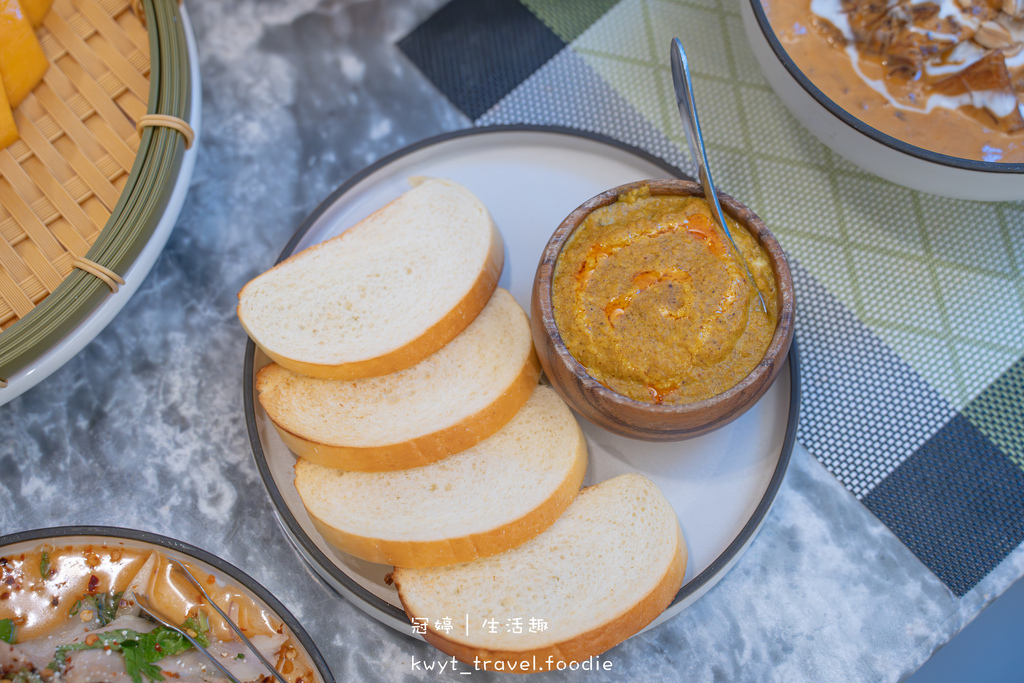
0,0 -> 149,332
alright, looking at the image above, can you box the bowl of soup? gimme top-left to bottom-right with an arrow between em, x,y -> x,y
531,180 -> 795,441
742,0 -> 1024,200
0,527 -> 334,683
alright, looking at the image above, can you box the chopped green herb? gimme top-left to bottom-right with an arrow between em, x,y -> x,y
10,670 -> 43,683
67,591 -> 122,625
39,551 -> 50,579
0,617 -> 15,644
181,609 -> 210,648
93,591 -> 122,625
49,624 -> 200,683
122,644 -> 165,683
236,653 -> 245,660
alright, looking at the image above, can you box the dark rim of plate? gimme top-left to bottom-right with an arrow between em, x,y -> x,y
0,526 -> 336,683
243,124 -> 801,633
745,0 -> 1024,174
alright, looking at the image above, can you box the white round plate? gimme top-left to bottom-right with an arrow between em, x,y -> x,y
0,4 -> 203,407
244,126 -> 799,638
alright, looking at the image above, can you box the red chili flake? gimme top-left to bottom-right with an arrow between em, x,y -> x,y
0,592 -> 9,600
155,644 -> 163,652
87,575 -> 99,594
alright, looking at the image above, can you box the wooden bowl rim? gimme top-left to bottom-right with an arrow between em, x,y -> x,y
535,178 -> 796,417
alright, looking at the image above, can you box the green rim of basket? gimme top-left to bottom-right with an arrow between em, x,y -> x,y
0,0 -> 191,383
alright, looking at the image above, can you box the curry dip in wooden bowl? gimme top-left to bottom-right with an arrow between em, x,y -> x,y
531,180 -> 794,441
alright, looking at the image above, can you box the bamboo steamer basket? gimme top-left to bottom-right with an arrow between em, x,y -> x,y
0,0 -> 193,397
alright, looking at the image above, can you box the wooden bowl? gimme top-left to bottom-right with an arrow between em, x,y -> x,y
531,179 -> 795,441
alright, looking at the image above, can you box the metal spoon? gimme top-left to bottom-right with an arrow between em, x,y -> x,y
670,37 -> 768,314
131,591 -> 243,683
166,558 -> 288,683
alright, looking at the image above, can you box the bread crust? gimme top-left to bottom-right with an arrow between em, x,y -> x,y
299,424 -> 587,567
264,349 -> 541,471
395,521 -> 687,673
238,196 -> 504,380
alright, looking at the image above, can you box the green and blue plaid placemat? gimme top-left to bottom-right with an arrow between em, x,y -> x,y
398,0 -> 1024,597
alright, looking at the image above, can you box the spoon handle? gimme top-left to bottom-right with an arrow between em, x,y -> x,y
670,38 -> 768,314
670,39 -> 714,200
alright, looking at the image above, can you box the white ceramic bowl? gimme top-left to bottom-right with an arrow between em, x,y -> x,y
0,526 -> 335,683
741,0 -> 1024,201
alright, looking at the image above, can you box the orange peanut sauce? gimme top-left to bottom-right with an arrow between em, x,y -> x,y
552,188 -> 778,405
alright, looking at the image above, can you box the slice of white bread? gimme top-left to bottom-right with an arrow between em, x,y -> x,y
294,385 -> 587,568
238,178 -> 504,380
257,289 -> 541,471
391,473 -> 686,673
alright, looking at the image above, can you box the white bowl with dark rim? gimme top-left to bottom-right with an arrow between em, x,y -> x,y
741,0 -> 1024,201
0,526 -> 335,683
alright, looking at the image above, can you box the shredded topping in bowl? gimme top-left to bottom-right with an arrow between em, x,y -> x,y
810,0 -> 1024,133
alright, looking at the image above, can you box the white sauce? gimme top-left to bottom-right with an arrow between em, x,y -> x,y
908,26 -> 958,42
1006,49 -> 1024,68
810,0 -> 853,40
930,90 -> 1019,117
933,0 -> 965,21
923,41 -> 986,77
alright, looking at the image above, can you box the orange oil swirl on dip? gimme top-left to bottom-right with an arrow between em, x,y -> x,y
552,186 -> 778,405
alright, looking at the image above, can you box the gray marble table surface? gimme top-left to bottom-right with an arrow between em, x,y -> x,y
2,1 -> 1022,681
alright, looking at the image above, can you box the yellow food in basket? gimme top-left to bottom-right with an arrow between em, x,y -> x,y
21,0 -> 52,26
0,73 -> 17,150
0,0 -> 50,108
